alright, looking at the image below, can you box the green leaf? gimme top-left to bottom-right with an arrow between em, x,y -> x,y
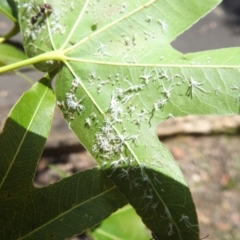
16,0 -> 240,239
0,74 -> 56,192
0,74 -> 127,239
0,0 -> 18,22
89,205 -> 151,240
17,1 -> 61,71
0,0 -> 19,42
0,43 -> 27,66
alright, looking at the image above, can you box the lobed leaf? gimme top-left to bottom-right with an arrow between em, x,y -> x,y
0,74 -> 126,239
15,0 -> 240,239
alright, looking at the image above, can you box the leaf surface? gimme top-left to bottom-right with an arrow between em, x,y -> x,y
0,0 -> 18,22
16,0 -> 240,239
0,43 -> 26,66
89,205 -> 151,240
0,74 -> 126,239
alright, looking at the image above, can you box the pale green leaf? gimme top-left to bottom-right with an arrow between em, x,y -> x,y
0,43 -> 26,66
15,0 -> 240,240
89,205 -> 151,240
0,0 -> 18,22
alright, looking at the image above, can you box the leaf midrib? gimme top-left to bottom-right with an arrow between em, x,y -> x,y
0,83 -> 50,190
18,185 -> 117,240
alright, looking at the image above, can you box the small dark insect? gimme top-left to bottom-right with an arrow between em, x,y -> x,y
31,3 -> 52,25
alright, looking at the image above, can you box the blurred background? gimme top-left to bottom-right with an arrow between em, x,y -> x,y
1,1 -> 240,239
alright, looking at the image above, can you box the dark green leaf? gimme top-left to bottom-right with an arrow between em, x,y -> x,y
0,74 -> 127,239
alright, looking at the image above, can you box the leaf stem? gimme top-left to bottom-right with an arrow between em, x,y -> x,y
0,50 -> 65,74
0,24 -> 20,43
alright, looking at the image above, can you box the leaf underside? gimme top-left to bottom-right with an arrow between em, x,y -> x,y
0,75 -> 127,240
6,0 -> 240,239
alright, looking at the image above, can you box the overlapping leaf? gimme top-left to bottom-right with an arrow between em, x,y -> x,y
0,43 -> 26,66
89,205 -> 151,240
0,75 -> 126,240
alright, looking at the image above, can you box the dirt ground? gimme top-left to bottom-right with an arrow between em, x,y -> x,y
164,134 -> 240,240
35,133 -> 240,240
